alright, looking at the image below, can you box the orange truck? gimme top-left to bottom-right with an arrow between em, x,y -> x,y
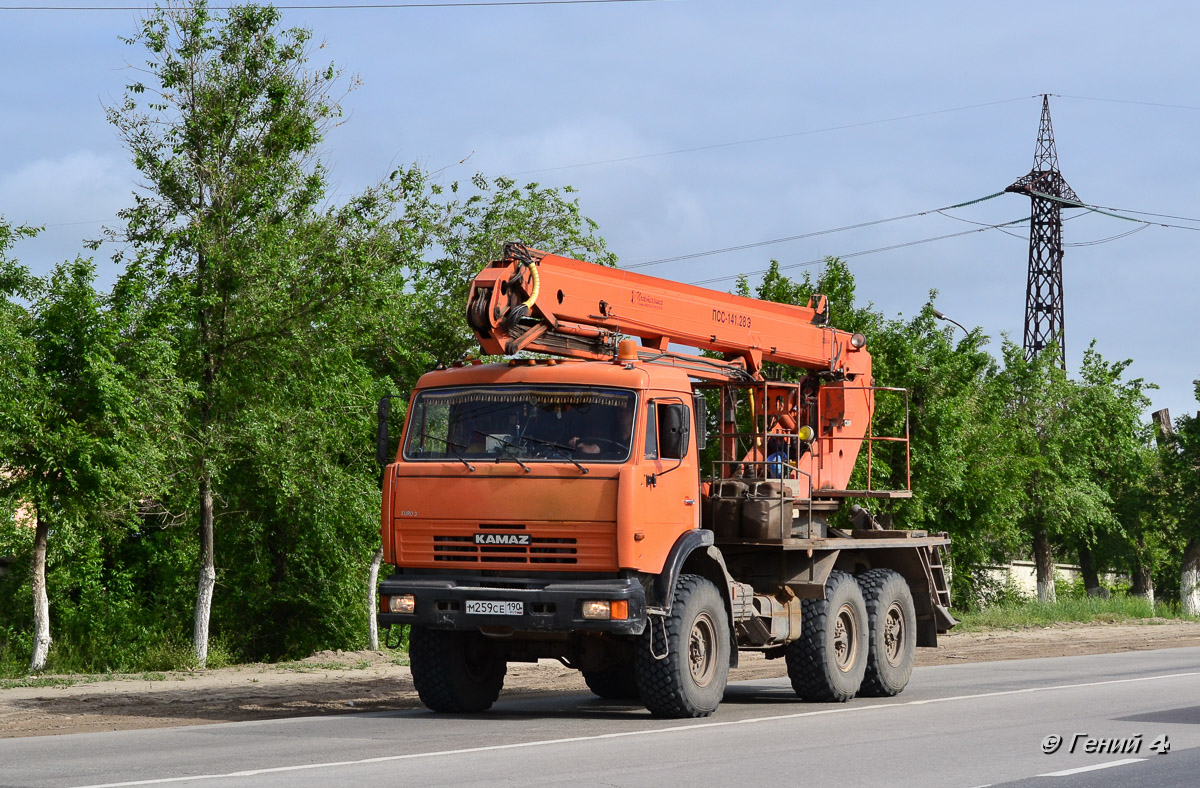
376,244 -> 955,718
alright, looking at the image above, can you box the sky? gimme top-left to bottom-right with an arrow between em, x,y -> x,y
2,0 -> 1198,419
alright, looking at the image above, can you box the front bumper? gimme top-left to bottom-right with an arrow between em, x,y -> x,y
376,574 -> 646,635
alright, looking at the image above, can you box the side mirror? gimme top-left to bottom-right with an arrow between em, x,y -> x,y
692,392 -> 708,452
376,396 -> 391,467
658,403 -> 690,460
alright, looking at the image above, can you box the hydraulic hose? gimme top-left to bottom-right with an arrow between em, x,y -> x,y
522,261 -> 540,309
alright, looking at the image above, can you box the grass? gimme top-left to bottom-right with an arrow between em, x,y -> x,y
0,676 -> 79,690
0,643 -> 408,684
272,660 -> 353,673
271,656 -> 393,672
953,594 -> 1183,631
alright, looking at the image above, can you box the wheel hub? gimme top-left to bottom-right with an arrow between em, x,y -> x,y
689,611 -> 718,687
883,602 -> 904,665
833,603 -> 859,673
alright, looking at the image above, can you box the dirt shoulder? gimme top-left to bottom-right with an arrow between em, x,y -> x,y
4,619 -> 1199,739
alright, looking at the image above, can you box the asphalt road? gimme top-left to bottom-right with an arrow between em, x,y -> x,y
2,647 -> 1198,788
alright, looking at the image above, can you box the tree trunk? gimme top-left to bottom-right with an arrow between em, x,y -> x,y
1034,527 -> 1056,603
1077,541 -> 1102,596
193,476 -> 216,667
368,546 -> 383,651
1130,535 -> 1155,610
1181,537 -> 1200,618
1131,563 -> 1155,608
29,505 -> 51,672
193,261 -> 216,669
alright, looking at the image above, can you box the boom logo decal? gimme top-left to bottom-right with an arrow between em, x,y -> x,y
475,533 -> 531,546
631,290 -> 665,310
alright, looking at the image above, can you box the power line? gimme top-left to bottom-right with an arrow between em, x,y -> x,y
1025,190 -> 1200,232
0,0 -> 663,9
674,187 -> 1197,290
506,97 -> 1035,176
685,217 -> 1031,287
626,191 -> 1008,270
667,191 -> 1196,288
1065,224 -> 1149,247
1086,204 -> 1200,225
936,206 -> 1102,243
935,208 -> 1029,241
1058,94 -> 1200,112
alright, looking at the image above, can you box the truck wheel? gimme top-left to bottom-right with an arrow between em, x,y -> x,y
634,574 -> 730,718
856,569 -> 917,697
582,659 -> 640,700
786,570 -> 867,702
409,626 -> 506,713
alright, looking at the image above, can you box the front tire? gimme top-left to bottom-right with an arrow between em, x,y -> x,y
634,574 -> 730,718
856,569 -> 917,697
409,627 -> 506,713
786,570 -> 868,702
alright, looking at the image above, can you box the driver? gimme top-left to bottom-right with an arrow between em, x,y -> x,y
568,405 -> 635,457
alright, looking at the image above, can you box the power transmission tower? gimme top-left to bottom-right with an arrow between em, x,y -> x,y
1005,94 -> 1079,370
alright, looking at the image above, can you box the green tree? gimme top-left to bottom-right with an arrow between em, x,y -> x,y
991,342 -> 1156,603
1161,381 -> 1200,615
104,1 -> 620,665
0,235 -> 175,670
107,0 -> 416,665
1069,345 -> 1155,599
866,305 -> 1025,603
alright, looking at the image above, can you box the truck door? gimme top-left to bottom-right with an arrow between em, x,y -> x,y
642,397 -> 699,524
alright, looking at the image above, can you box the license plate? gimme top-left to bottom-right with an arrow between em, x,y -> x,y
465,600 -> 523,616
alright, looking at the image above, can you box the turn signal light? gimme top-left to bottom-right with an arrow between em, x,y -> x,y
386,594 -> 415,614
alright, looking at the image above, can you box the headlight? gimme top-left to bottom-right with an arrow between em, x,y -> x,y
582,600 -> 628,620
386,594 -> 415,614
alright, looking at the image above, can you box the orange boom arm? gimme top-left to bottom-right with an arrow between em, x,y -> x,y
466,244 -> 869,384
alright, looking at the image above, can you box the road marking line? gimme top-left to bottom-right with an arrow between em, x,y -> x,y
69,670 -> 1200,788
1038,757 -> 1145,777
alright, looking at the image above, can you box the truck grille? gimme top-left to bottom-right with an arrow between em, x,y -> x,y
395,521 -> 617,571
433,534 -> 578,564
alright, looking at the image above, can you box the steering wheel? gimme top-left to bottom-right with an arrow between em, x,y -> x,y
579,437 -> 625,452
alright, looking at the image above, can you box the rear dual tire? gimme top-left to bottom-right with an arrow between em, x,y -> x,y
785,568 -> 917,701
857,569 -> 917,697
786,570 -> 868,702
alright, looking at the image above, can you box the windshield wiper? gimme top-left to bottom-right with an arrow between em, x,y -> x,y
495,445 -> 532,473
477,431 -> 532,473
520,435 -> 589,474
419,433 -> 475,472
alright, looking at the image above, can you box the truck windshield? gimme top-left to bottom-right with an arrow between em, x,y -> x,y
403,386 -> 637,464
